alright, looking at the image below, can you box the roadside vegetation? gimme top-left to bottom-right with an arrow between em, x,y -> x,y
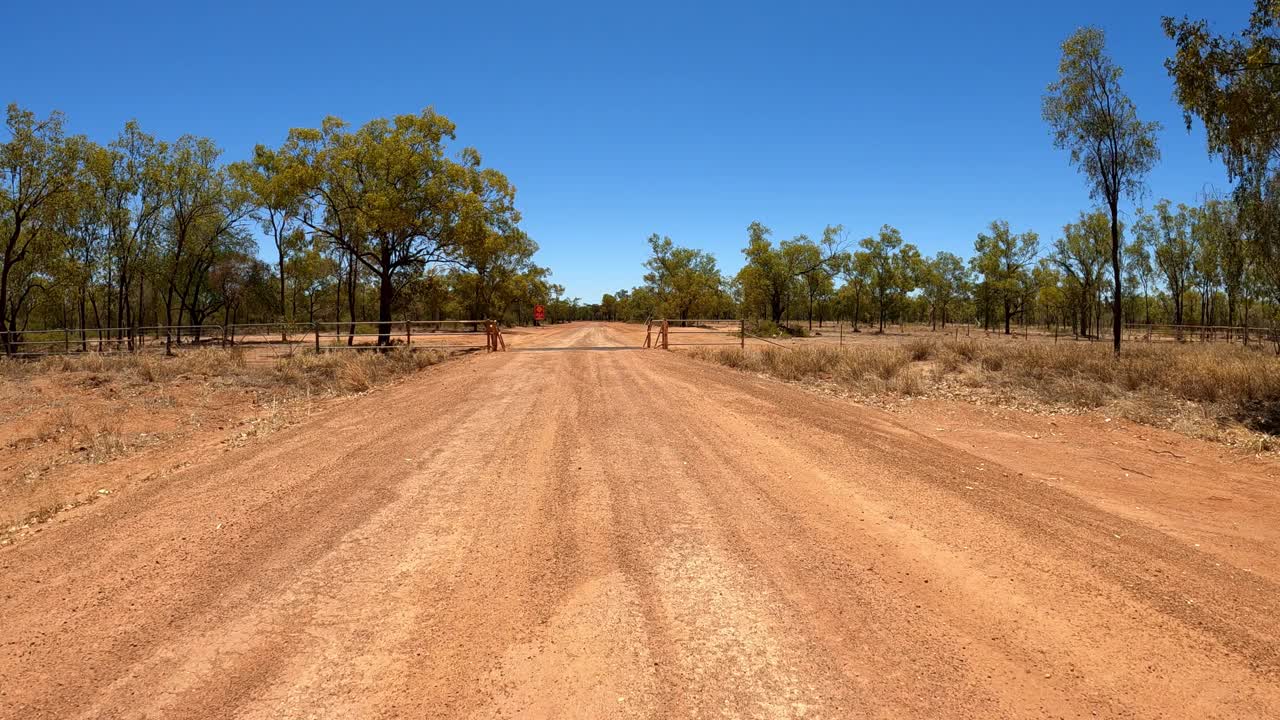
1,348 -> 448,536
690,338 -> 1280,449
0,347 -> 446,394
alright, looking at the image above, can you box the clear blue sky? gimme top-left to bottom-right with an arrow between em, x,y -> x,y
9,0 -> 1246,302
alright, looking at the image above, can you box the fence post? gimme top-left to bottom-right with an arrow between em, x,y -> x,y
406,320 -> 412,349
314,324 -> 320,353
741,319 -> 745,349
661,320 -> 669,350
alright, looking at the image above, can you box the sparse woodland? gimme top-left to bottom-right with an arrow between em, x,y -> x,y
596,5 -> 1280,351
5,4 -> 1280,356
0,108 -> 561,354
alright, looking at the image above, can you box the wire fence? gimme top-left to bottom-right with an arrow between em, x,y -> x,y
1123,323 -> 1280,345
1,320 -> 508,358
643,319 -> 795,351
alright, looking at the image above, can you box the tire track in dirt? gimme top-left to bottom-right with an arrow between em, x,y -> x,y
638,339 -> 1280,717
3,322 -> 1278,719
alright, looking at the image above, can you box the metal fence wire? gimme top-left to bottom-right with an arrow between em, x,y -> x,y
1,320 -> 508,358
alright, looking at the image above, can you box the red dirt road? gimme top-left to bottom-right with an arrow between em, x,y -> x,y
2,322 -> 1278,718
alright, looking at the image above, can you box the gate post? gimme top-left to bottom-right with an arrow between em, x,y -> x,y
661,320 -> 669,350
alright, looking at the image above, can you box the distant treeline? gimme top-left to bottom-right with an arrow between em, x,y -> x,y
578,5 -> 1280,349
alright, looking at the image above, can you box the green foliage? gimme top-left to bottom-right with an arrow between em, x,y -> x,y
920,251 -> 971,329
1044,26 -> 1160,352
1050,211 -> 1111,337
860,225 -> 921,332
972,220 -> 1039,334
0,104 -> 552,352
1164,2 -> 1280,188
642,234 -> 725,320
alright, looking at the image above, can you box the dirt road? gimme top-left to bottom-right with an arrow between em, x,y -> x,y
3,322 -> 1278,719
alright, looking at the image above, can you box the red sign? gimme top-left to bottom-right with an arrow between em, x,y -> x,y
533,305 -> 546,321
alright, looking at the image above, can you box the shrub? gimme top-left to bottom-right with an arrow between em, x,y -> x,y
903,338 -> 936,361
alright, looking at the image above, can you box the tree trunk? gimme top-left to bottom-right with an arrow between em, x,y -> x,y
278,239 -> 287,341
377,251 -> 394,346
1110,202 -> 1121,354
346,250 -> 357,347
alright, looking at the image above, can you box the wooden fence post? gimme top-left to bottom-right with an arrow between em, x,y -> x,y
741,318 -> 745,349
314,325 -> 320,353
406,320 -> 412,349
661,320 -> 669,350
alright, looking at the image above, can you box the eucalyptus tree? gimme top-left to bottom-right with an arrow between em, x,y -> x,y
838,249 -> 872,331
158,135 -> 250,346
1051,211 -> 1111,338
1152,200 -> 1195,328
1126,208 -> 1159,325
458,227 -> 544,320
290,109 -> 518,345
1044,27 -> 1161,353
232,144 -> 305,329
860,225 -> 920,333
1214,201 -> 1250,327
643,233 -> 722,320
972,220 -> 1039,334
1165,2 -> 1280,294
1,105 -> 83,354
738,221 -> 847,325
799,224 -> 847,331
1182,197 -> 1249,327
921,251 -> 970,330
1190,200 -> 1228,325
103,121 -> 168,336
738,222 -> 791,323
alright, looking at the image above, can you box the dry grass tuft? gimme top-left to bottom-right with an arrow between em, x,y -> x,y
34,349 -> 248,383
903,338 -> 936,362
690,337 -> 1280,444
11,346 -> 447,396
274,348 -> 447,394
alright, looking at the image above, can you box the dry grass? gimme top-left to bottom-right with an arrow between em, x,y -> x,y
690,338 -> 1280,444
274,348 -> 447,393
9,346 -> 448,395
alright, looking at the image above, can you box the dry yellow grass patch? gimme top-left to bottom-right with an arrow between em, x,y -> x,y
690,339 -> 1280,446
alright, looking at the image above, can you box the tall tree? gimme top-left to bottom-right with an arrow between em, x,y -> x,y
158,135 -> 249,348
1166,3 -> 1280,304
860,225 -> 920,332
291,110 -> 513,344
1152,199 -> 1195,329
1126,208 -> 1159,325
643,234 -> 722,320
1,105 -> 83,354
1051,211 -> 1110,338
738,222 -> 845,325
232,145 -> 305,331
972,220 -> 1039,334
1044,27 -> 1161,353
921,251 -> 970,330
